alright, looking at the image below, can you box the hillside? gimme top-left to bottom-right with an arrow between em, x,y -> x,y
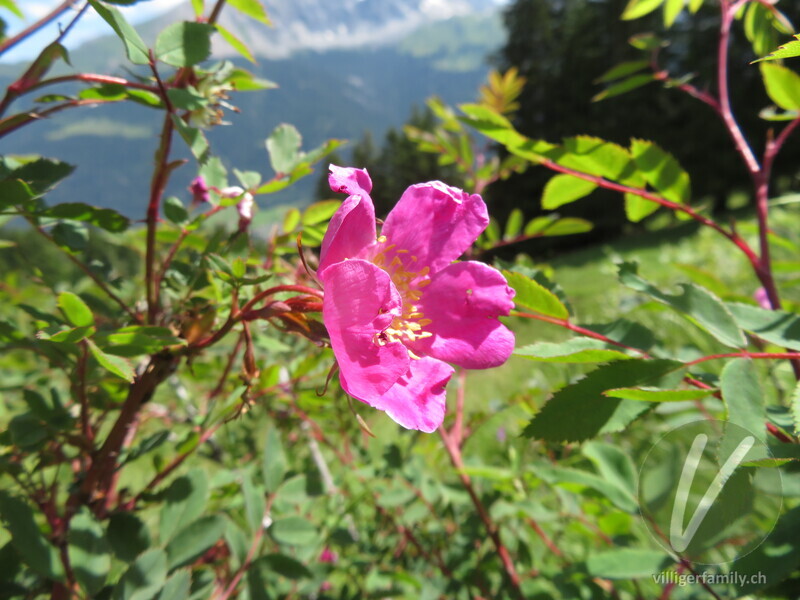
0,4 -> 505,216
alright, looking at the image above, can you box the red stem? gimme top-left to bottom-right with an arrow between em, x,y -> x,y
145,55 -> 176,324
539,158 -> 762,270
0,1 -> 78,56
439,426 -> 525,598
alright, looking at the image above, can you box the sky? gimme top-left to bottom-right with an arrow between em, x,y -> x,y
1,0 -> 184,63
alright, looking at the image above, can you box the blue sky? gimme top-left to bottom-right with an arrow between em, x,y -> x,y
1,0 -> 183,63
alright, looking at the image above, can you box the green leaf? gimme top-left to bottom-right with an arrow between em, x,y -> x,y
0,492 -> 64,581
228,0 -> 271,24
242,473 -> 265,533
171,115 -> 209,161
112,548 -> 167,600
255,554 -> 312,580
541,174 -> 597,210
155,22 -> 213,67
87,340 -> 135,382
504,208 -> 524,239
514,338 -> 632,363
165,515 -> 227,569
523,359 -> 683,442
107,513 -> 151,562
622,0 -> 665,20
302,200 -> 341,225
0,0 -> 23,19
163,196 -> 189,225
593,73 -> 656,102
57,291 -> 94,328
270,516 -> 317,546
0,179 -> 34,209
625,192 -> 660,222
741,457 -> 796,468
538,217 -> 593,236
792,380 -> 800,434
604,387 -> 715,402
596,60 -> 650,83
157,570 -> 191,600
106,326 -> 185,356
727,302 -> 800,350
263,427 -> 287,493
52,221 -> 88,252
68,508 -> 111,595
43,202 -> 129,232
215,24 -> 255,63
663,0 -> 685,27
618,262 -> 746,348
166,87 -> 207,111
755,34 -> 800,63
534,465 -> 637,513
282,207 -> 301,233
760,63 -> 800,111
587,549 -> 672,578
734,505 -> 800,594
721,359 -> 767,444
266,124 -> 303,174
7,157 -> 75,196
87,0 -> 149,65
18,43 -> 69,89
159,469 -> 209,542
503,270 -> 569,319
630,139 -> 690,204
582,441 -> 638,502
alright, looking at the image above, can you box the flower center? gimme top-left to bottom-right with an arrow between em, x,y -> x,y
372,236 -> 433,355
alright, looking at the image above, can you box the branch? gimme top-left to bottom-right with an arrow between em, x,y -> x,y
0,1 -> 78,56
439,425 -> 524,598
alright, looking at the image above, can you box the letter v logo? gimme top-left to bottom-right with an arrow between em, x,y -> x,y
670,433 -> 755,552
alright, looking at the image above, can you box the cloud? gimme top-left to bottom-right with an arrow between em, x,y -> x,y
1,0 -> 186,63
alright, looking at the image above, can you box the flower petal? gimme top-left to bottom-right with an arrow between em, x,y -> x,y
381,182 -> 488,274
318,193 -> 376,274
322,259 -> 409,398
412,261 -> 515,369
328,164 -> 372,196
356,357 -> 453,433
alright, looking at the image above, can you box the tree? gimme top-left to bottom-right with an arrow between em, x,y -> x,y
491,0 -> 800,247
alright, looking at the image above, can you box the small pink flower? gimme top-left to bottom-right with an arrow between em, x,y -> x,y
754,287 -> 771,310
318,165 -> 515,433
189,176 -> 210,205
220,186 -> 255,232
319,547 -> 338,563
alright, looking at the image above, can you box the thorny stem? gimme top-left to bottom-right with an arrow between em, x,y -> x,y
76,341 -> 93,443
76,355 -> 176,515
215,502 -> 268,600
439,426 -> 525,598
146,55 -> 177,324
538,159 -> 762,270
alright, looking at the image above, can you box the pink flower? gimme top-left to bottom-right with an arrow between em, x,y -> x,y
319,547 -> 338,564
754,287 -> 771,310
220,186 -> 255,232
189,176 -> 210,205
318,165 -> 515,433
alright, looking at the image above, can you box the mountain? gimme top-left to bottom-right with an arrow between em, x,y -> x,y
0,1 -> 506,217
